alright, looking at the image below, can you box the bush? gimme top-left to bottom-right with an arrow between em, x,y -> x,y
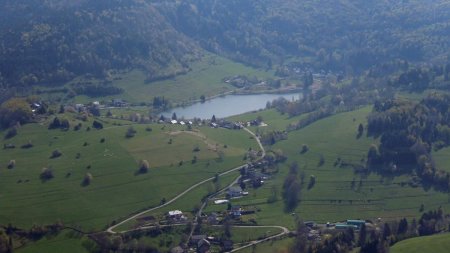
139,160 -> 150,174
4,127 -> 17,139
82,173 -> 93,186
100,138 -> 105,143
300,144 -> 309,154
50,149 -> 62,159
92,120 -> 103,130
125,126 -> 136,138
4,143 -> 15,149
7,160 -> 16,169
40,168 -> 54,181
20,140 -> 33,149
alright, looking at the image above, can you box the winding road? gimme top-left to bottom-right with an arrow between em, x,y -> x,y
106,127 -> 264,234
105,127 -> 289,252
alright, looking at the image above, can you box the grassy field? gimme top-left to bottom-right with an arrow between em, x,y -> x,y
238,237 -> 294,253
390,233 -> 450,253
205,106 -> 450,230
71,54 -> 275,105
0,114 -> 258,231
16,231 -> 89,253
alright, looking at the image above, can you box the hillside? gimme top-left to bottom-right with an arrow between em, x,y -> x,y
391,233 -> 450,253
0,0 -> 200,88
157,0 -> 450,71
1,0 -> 450,94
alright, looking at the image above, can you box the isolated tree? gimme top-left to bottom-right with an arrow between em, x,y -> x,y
7,160 -> 16,169
40,167 -> 54,181
82,173 -> 93,186
171,112 -> 177,120
300,144 -> 309,154
211,114 -> 216,123
92,120 -> 103,129
125,126 -> 136,138
357,123 -> 364,138
307,175 -> 316,190
318,154 -> 325,166
139,160 -> 150,174
4,127 -> 17,139
0,98 -> 32,128
50,149 -> 62,158
48,117 -> 61,129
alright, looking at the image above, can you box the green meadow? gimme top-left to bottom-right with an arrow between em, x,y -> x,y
71,54 -> 275,105
390,233 -> 450,253
206,106 -> 450,229
0,114 -> 257,231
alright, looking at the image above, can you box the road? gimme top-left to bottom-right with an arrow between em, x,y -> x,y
106,127 -> 264,234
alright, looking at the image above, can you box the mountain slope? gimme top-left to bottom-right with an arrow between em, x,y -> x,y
0,0 -> 201,88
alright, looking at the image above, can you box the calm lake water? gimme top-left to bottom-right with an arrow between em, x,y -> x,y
163,93 -> 302,119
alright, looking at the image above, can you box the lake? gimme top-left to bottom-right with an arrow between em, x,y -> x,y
163,93 -> 302,119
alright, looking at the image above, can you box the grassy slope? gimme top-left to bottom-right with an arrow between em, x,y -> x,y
239,237 -> 294,253
390,233 -> 450,253
0,115 -> 257,231
72,54 -> 275,104
16,231 -> 89,253
206,107 -> 450,230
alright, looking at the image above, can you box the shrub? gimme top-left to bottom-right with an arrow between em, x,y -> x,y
125,126 -> 136,138
300,144 -> 309,154
4,143 -> 15,149
139,160 -> 150,174
7,160 -> 16,169
50,149 -> 62,159
20,140 -> 33,149
4,127 -> 17,139
92,120 -> 103,130
100,138 -> 105,143
82,173 -> 93,186
40,168 -> 54,181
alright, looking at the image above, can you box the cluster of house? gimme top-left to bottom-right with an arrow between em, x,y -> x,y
168,119 -> 193,126
170,234 -> 233,253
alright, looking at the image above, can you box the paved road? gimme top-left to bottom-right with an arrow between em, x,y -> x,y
119,223 -> 290,253
106,127 -> 264,234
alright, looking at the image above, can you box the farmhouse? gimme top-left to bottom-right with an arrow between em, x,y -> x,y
227,186 -> 243,198
167,210 -> 185,221
230,205 -> 242,217
346,219 -> 366,228
197,238 -> 211,253
112,98 -> 128,107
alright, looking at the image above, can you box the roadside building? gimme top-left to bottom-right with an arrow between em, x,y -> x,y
227,186 -> 243,198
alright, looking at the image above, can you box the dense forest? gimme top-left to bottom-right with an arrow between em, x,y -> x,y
1,0 -> 450,93
0,0 -> 200,89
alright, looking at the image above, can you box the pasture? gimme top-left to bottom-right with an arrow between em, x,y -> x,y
206,106 -> 450,229
390,233 -> 450,253
0,113 -> 257,231
71,54 -> 275,105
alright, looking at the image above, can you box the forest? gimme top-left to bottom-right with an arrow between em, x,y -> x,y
1,0 -> 450,97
